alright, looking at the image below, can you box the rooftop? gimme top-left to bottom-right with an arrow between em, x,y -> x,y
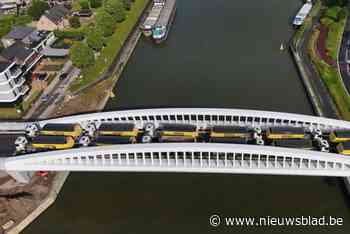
0,60 -> 12,73
3,26 -> 35,40
0,41 -> 33,62
44,5 -> 69,24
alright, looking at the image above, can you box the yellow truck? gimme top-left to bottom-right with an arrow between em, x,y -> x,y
40,123 -> 82,139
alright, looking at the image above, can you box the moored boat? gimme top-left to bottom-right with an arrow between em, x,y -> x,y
292,0 -> 312,27
152,0 -> 176,43
141,1 -> 164,37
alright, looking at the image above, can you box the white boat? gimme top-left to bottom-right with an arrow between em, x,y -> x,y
293,0 -> 313,27
141,1 -> 165,37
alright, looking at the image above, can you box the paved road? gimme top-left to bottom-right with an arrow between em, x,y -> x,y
338,16 -> 350,95
297,13 -> 339,119
0,135 -> 22,157
30,66 -> 80,119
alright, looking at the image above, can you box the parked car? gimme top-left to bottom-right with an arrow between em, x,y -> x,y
41,94 -> 49,102
347,40 -> 350,48
72,9 -> 93,17
59,73 -> 68,80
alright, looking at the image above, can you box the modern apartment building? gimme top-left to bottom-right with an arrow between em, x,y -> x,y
0,27 -> 55,103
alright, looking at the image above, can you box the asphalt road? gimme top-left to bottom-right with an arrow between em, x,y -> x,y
0,135 -> 22,157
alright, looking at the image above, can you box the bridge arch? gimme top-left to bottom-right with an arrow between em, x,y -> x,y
3,143 -> 350,177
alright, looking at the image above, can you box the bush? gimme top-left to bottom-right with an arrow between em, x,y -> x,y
320,16 -> 334,26
70,42 -> 95,68
27,0 -> 49,20
104,0 -> 126,22
89,0 -> 102,8
0,14 -> 32,38
95,9 -> 116,36
123,0 -> 132,10
69,16 -> 81,28
323,6 -> 342,21
79,0 -> 90,9
87,28 -> 104,51
54,29 -> 85,40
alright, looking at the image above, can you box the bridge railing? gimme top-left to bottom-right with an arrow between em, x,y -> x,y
4,143 -> 350,177
38,108 -> 350,131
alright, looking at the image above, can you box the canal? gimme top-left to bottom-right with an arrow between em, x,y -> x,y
25,0 -> 350,233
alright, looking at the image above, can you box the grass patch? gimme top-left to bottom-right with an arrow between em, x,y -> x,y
325,17 -> 346,60
308,26 -> 350,120
69,0 -> 149,92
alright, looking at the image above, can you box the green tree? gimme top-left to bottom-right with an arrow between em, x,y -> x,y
69,16 -> 81,28
79,0 -> 90,9
89,0 -> 102,8
338,7 -> 348,21
122,0 -> 131,10
70,42 -> 95,68
104,0 -> 126,22
87,28 -> 104,51
71,1 -> 82,12
95,9 -> 115,36
27,0 -> 49,20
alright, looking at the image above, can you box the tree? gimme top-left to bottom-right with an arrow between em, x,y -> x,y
87,28 -> 104,51
79,0 -> 90,9
71,1 -> 82,12
69,42 -> 95,68
95,9 -> 115,36
338,7 -> 348,21
104,0 -> 126,22
122,0 -> 131,10
69,16 -> 81,28
27,0 -> 49,20
89,0 -> 102,8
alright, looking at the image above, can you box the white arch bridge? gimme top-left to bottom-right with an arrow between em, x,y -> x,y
1,108 -> 350,132
2,143 -> 350,183
1,108 -> 350,183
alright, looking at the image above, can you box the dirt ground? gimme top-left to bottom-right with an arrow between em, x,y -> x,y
0,173 -> 53,233
51,78 -> 114,117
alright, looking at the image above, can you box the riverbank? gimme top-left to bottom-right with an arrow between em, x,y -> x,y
290,0 -> 339,118
50,0 -> 151,117
4,1 -> 152,233
6,172 -> 69,234
307,5 -> 350,120
290,0 -> 350,199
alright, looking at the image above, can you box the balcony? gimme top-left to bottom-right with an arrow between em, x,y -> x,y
9,67 -> 22,79
23,52 -> 43,73
18,85 -> 29,96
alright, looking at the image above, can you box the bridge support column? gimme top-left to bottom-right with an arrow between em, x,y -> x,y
7,171 -> 34,184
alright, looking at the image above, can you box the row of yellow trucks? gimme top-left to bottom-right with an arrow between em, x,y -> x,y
13,122 -> 350,156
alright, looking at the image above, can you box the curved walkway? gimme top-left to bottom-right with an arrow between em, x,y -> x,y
338,14 -> 350,95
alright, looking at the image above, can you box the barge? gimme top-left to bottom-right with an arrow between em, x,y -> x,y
292,0 -> 312,27
141,1 -> 164,37
152,0 -> 176,43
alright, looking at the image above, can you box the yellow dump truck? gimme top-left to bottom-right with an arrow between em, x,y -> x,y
40,123 -> 82,139
98,123 -> 138,137
336,142 -> 350,155
210,126 -> 250,138
31,135 -> 75,150
266,127 -> 305,140
159,123 -> 198,138
329,130 -> 350,143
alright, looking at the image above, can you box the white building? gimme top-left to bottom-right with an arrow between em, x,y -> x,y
0,27 -> 56,103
